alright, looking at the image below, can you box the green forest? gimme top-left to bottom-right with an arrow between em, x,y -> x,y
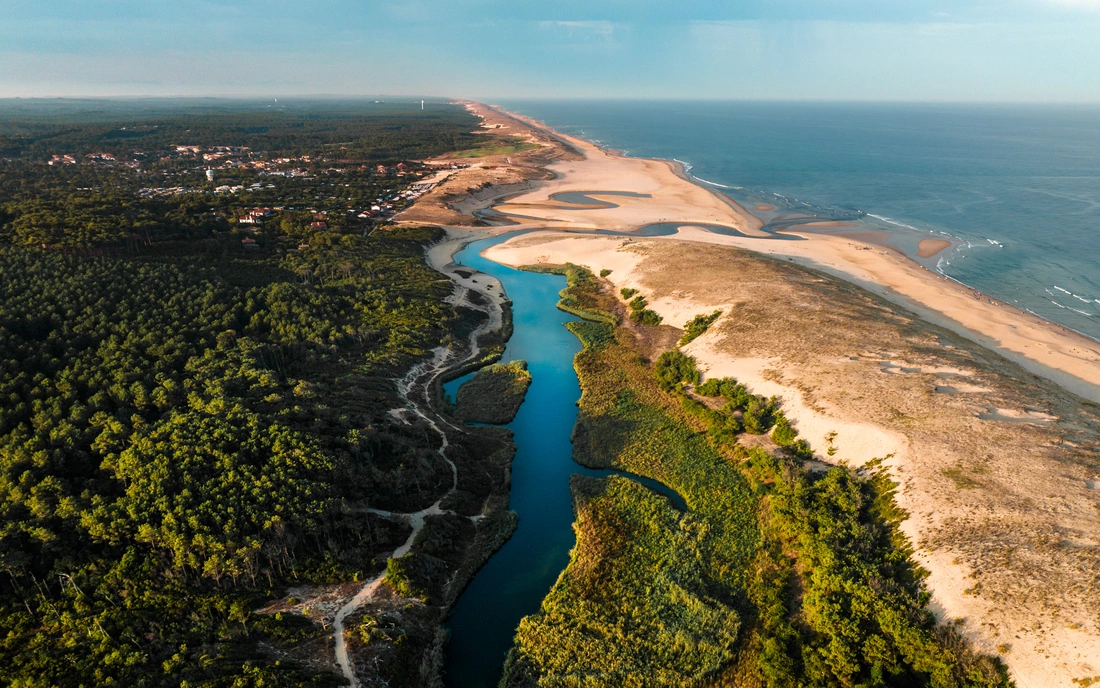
501,265 -> 1012,688
0,102 -> 510,687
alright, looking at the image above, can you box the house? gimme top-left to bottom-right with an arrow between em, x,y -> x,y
241,237 -> 258,248
238,208 -> 273,224
310,221 -> 327,230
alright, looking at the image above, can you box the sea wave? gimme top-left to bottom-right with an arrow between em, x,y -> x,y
1052,286 -> 1094,303
866,213 -> 923,232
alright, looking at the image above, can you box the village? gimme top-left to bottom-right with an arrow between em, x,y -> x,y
43,141 -> 466,246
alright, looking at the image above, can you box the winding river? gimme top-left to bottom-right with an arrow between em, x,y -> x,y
440,233 -> 682,687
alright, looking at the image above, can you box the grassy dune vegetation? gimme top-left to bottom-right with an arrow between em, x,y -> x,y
502,265 -> 1012,688
455,360 -> 532,424
452,137 -> 539,159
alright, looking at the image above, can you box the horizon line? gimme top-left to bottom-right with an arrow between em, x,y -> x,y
2,94 -> 1100,106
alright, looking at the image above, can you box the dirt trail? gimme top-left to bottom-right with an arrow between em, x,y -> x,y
331,231 -> 503,687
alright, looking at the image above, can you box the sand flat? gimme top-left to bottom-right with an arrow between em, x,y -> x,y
465,105 -> 1100,403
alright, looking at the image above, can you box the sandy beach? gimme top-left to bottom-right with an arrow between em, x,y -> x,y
407,103 -> 1100,686
473,105 -> 1100,406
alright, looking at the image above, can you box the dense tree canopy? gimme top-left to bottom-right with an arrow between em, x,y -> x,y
0,101 -> 483,686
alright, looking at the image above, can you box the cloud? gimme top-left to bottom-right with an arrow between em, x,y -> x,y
538,20 -> 618,41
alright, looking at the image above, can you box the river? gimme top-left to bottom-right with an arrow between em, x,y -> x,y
440,232 -> 681,687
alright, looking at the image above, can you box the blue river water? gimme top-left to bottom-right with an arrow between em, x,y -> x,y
499,100 -> 1100,341
441,233 -> 681,687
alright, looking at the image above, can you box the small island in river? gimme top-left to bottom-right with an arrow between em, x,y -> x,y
454,360 -> 532,424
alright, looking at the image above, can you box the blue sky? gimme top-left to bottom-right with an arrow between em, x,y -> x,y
2,0 -> 1100,101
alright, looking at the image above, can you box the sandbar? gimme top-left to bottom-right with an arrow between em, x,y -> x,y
917,238 -> 953,258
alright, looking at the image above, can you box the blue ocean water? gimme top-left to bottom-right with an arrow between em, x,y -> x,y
499,100 -> 1100,341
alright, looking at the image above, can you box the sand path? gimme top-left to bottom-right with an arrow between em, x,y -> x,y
331,230 -> 507,686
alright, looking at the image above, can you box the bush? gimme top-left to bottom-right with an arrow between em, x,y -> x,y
629,308 -> 663,326
654,350 -> 700,391
599,268 -> 612,277
680,310 -> 722,346
772,412 -> 798,446
743,396 -> 778,435
629,294 -> 648,311
620,287 -> 637,299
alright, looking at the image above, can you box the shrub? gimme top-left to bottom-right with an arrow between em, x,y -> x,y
629,295 -> 648,311
772,412 -> 798,446
680,310 -> 722,346
620,287 -> 637,299
655,349 -> 700,390
599,268 -> 612,277
743,396 -> 778,435
629,308 -> 662,326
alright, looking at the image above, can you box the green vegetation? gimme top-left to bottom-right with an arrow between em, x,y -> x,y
680,310 -> 722,345
0,101 -> 481,250
501,475 -> 741,686
0,102 -> 512,687
454,360 -> 532,424
620,287 -> 638,299
626,291 -> 663,326
522,264 -> 617,324
654,349 -> 701,390
599,268 -> 612,277
452,137 -> 538,158
504,265 -> 1012,688
0,99 -> 481,161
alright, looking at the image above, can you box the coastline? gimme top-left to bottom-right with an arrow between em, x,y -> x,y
475,103 -> 1100,405
404,102 -> 1100,686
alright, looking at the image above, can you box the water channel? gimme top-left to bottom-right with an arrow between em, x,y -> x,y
440,232 -> 682,687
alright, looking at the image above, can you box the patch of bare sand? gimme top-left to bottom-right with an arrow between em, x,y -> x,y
485,234 -> 1100,687
919,238 -> 954,258
487,108 -> 766,236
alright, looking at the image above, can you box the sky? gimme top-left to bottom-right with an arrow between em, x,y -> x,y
2,0 -> 1100,102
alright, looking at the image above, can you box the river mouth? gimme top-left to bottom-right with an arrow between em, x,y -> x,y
440,232 -> 682,687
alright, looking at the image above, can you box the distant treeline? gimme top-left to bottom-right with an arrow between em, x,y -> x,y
0,100 -> 482,161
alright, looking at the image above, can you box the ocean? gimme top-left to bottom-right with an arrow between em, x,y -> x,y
498,100 -> 1100,341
